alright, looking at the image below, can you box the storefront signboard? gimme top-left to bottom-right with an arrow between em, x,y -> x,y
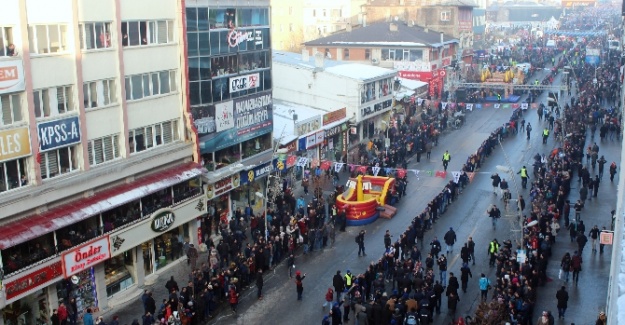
151,210 -> 176,232
197,92 -> 273,153
0,58 -> 25,95
323,108 -> 346,126
295,115 -> 322,136
229,73 -> 260,93
279,139 -> 298,153
0,126 -> 31,163
107,199 -> 207,256
325,124 -> 344,138
206,174 -> 240,199
239,160 -> 276,185
37,116 -> 81,152
4,260 -> 63,300
62,236 -> 111,277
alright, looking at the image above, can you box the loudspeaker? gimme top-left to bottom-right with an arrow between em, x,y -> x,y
456,88 -> 467,102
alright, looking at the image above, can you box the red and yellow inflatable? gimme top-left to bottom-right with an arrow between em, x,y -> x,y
335,175 -> 396,226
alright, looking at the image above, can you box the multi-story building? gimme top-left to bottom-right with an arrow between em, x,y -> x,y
302,22 -> 458,98
184,0 -> 274,241
0,0 -> 209,323
270,0 -> 366,51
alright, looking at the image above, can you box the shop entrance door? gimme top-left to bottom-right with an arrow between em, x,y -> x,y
142,241 -> 154,274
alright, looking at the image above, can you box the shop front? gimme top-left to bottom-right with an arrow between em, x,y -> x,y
232,159 -> 276,215
321,108 -> 348,162
358,98 -> 394,141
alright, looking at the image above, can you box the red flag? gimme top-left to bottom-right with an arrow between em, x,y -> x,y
286,155 -> 297,168
435,171 -> 447,178
320,160 -> 331,171
357,166 -> 367,174
396,169 -> 407,178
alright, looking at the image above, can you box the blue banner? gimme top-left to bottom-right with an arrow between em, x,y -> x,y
37,116 -> 81,152
239,159 -> 276,185
585,56 -> 600,65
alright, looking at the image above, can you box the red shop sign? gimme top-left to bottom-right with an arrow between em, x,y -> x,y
4,261 -> 63,300
398,71 -> 433,81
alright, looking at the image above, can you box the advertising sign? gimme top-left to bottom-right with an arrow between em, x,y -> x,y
214,101 -> 235,132
37,116 -> 81,152
393,61 -> 431,71
239,160 -> 276,185
62,236 -> 111,277
600,231 -> 614,245
398,71 -> 434,81
296,115 -> 322,136
151,210 -> 175,232
4,260 -> 63,300
0,126 -> 31,163
305,133 -> 317,149
206,175 -> 240,199
0,59 -> 25,95
323,108 -> 347,126
280,139 -> 298,153
229,73 -> 260,93
197,92 -> 273,153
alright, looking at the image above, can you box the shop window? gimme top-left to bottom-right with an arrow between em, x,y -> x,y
0,93 -> 22,126
242,132 -> 271,159
215,144 -> 241,169
1,233 -> 55,276
154,227 -> 184,270
173,177 -> 202,204
105,253 -> 134,297
57,268 -> 97,321
102,200 -> 141,233
0,157 -> 28,193
41,146 -> 79,180
141,188 -> 172,216
56,215 -> 100,253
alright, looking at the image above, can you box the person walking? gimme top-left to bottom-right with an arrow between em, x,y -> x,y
478,274 -> 490,302
447,291 -> 460,317
444,227 -> 457,254
57,303 -> 69,325
590,225 -> 600,253
593,175 -> 600,197
467,237 -> 476,265
356,230 -> 367,257
526,122 -> 532,140
518,166 -> 529,189
228,286 -> 239,313
488,239 -> 499,267
295,270 -> 306,300
487,205 -> 501,230
598,155 -> 607,178
490,173 -> 501,195
383,230 -> 392,249
83,309 -> 94,325
256,269 -> 264,300
442,150 -> 451,171
609,162 -> 617,182
332,270 -> 345,302
542,127 -> 550,144
556,286 -> 569,319
576,231 -> 588,255
571,251 -> 583,284
437,255 -> 448,287
460,263 -> 472,293
187,244 -> 198,269
560,252 -> 571,283
287,254 -> 295,278
323,288 -> 334,310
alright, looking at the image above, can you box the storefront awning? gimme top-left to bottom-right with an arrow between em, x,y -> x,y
0,162 -> 204,250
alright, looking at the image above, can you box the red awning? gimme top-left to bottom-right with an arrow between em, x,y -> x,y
0,162 -> 204,250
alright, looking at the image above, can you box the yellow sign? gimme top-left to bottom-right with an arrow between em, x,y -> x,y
247,170 -> 255,183
0,127 -> 31,163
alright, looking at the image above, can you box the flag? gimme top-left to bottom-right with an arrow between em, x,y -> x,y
372,166 -> 381,176
334,162 -> 344,173
466,103 -> 473,111
357,166 -> 367,174
320,160 -> 331,171
296,157 -> 308,167
396,169 -> 406,178
435,171 -> 447,178
287,155 -> 297,168
451,171 -> 461,183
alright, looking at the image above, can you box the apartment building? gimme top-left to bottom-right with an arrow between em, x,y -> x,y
0,0 -> 207,323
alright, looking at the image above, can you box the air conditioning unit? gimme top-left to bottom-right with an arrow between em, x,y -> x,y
371,58 -> 379,65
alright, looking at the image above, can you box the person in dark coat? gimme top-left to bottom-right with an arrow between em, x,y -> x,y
556,286 -> 569,319
256,270 -> 264,299
460,263 -> 473,293
333,270 -> 345,302
447,291 -> 460,317
165,276 -> 179,293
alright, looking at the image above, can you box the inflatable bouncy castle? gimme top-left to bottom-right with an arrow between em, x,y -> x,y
335,175 -> 396,226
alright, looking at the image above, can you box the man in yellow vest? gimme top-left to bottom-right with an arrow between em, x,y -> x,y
488,239 -> 500,267
542,128 -> 549,144
517,166 -> 529,189
344,270 -> 353,290
442,150 -> 451,171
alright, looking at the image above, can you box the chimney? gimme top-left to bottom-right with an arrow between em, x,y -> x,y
314,52 -> 325,71
389,23 -> 398,32
346,23 -> 352,32
302,49 -> 310,62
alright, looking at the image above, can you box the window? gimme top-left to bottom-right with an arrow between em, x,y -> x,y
87,134 -> 120,166
33,86 -> 74,118
365,49 -> 371,60
0,158 -> 28,193
313,9 -> 317,17
128,120 -> 179,154
124,70 -> 177,101
343,49 -> 349,60
83,79 -> 117,109
289,23 -> 294,32
41,146 -> 79,179
121,20 -> 174,47
441,11 -> 451,22
0,26 -> 16,56
79,22 -> 112,50
28,24 -> 68,54
0,93 -> 22,125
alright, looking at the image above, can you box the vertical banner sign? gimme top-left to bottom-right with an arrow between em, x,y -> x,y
372,166 -> 381,176
452,171 -> 461,183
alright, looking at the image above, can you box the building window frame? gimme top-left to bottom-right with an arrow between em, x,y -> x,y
87,134 -> 121,166
121,20 -> 175,47
0,93 -> 23,126
33,85 -> 75,119
41,145 -> 79,180
365,49 -> 371,60
83,79 -> 117,109
441,11 -> 451,22
128,120 -> 179,154
0,157 -> 28,193
28,24 -> 69,55
0,26 -> 17,57
78,22 -> 113,50
124,70 -> 177,101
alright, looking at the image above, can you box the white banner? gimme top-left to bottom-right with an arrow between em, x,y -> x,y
334,162 -> 344,172
372,166 -> 381,176
0,59 -> 25,95
214,101 -> 234,132
466,103 -> 473,111
521,103 -> 529,110
296,157 -> 309,167
229,73 -> 260,93
494,103 -> 501,109
441,102 -> 448,110
452,171 -> 461,184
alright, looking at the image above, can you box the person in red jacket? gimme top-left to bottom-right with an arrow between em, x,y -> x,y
228,286 -> 239,314
57,303 -> 69,325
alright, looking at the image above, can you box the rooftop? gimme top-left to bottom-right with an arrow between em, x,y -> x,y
272,51 -> 344,71
273,100 -> 331,144
303,22 -> 459,48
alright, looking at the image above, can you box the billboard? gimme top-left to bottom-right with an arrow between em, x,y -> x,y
0,59 -> 25,95
197,92 -> 273,153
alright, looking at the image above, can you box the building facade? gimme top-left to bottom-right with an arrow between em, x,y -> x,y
184,0 -> 274,236
0,0 -> 210,324
302,22 -> 458,98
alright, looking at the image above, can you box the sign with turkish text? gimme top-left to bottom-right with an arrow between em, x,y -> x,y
600,231 -> 614,245
325,124 -> 344,138
62,236 -> 111,277
37,116 -> 81,152
280,139 -> 298,153
229,73 -> 260,93
398,71 -> 434,81
0,59 -> 25,95
240,160 -> 275,185
4,260 -> 63,300
315,130 -> 325,145
296,115 -> 322,136
214,101 -> 235,132
393,61 -> 431,71
227,29 -> 262,48
0,126 -> 31,163
150,210 -> 175,232
305,133 -> 318,149
459,20 -> 472,32
206,175 -> 240,199
323,108 -> 347,126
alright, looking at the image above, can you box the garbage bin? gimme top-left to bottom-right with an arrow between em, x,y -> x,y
159,256 -> 167,267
